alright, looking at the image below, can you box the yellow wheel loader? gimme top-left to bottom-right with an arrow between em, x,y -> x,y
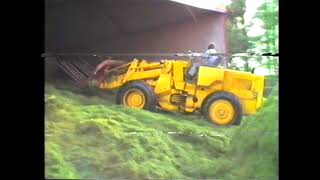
82,54 -> 267,126
48,52 -> 268,126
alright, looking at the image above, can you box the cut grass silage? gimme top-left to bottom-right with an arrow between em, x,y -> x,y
45,82 -> 278,179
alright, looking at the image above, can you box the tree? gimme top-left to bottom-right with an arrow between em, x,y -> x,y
226,0 -> 250,53
226,0 -> 252,72
255,0 -> 278,52
226,0 -> 278,74
254,0 -> 279,74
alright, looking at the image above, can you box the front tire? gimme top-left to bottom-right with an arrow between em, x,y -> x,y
116,81 -> 157,111
202,92 -> 243,126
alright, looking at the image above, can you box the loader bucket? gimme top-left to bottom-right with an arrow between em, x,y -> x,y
92,59 -> 128,85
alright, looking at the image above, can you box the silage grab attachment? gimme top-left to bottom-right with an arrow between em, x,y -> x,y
44,54 -> 127,87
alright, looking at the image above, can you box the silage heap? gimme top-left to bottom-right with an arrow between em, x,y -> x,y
45,82 -> 278,180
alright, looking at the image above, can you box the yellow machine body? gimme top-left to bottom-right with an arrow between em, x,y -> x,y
98,59 -> 265,116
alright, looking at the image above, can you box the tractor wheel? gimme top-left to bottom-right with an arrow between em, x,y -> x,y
116,81 -> 157,111
202,92 -> 243,126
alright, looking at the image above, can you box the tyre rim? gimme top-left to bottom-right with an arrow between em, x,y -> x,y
209,100 -> 235,125
123,88 -> 146,109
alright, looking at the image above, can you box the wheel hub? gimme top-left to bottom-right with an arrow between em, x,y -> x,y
123,89 -> 146,108
209,100 -> 235,125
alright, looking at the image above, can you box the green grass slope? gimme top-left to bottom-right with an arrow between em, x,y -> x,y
45,82 -> 278,180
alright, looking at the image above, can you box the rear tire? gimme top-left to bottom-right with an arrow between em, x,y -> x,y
202,92 -> 243,126
116,81 -> 157,111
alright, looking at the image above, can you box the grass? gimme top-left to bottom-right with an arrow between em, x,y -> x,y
45,81 -> 278,179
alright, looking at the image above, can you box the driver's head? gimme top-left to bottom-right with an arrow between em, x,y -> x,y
208,43 -> 215,49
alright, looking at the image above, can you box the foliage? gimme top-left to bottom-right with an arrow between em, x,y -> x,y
226,0 -> 279,75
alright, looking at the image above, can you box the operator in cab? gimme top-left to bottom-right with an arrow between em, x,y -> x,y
188,42 -> 222,80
